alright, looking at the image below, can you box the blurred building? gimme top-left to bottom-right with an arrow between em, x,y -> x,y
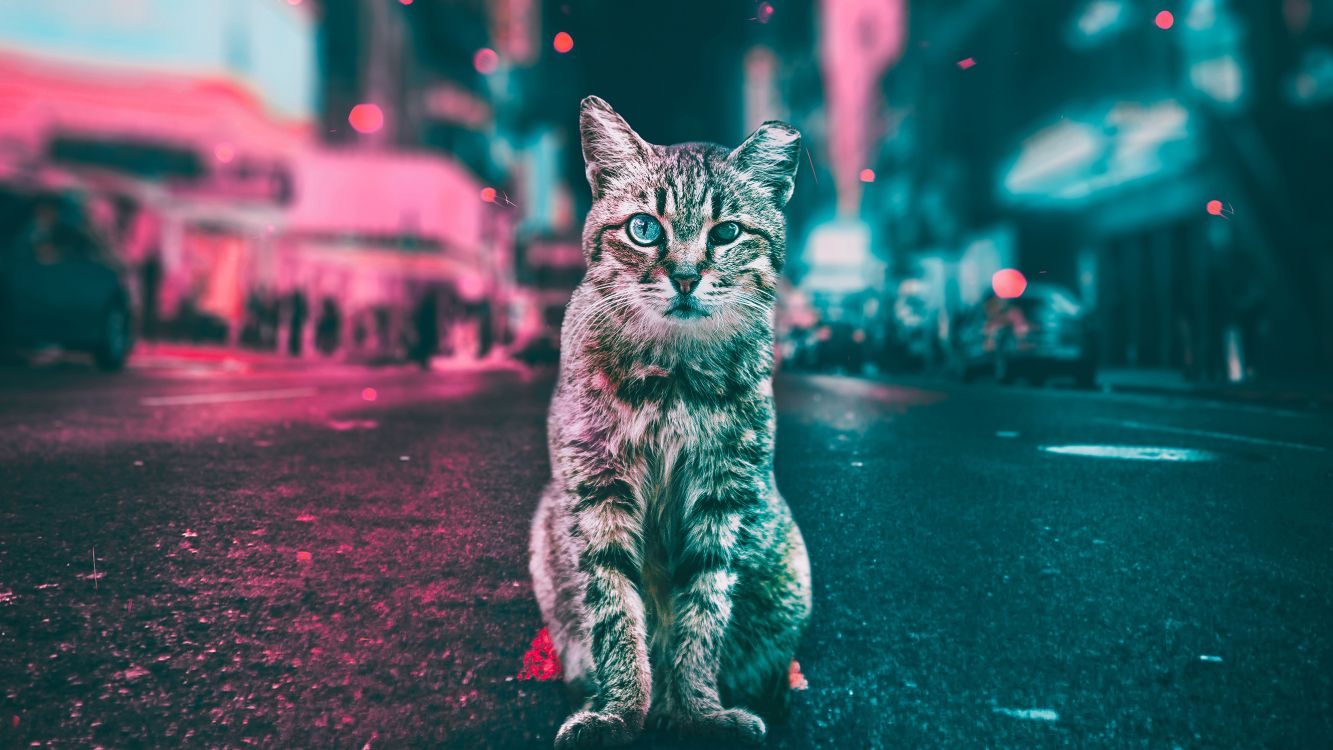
0,0 -> 520,362
873,0 -> 1333,382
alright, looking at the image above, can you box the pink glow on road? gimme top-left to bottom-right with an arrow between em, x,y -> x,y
348,103 -> 384,134
361,387 -> 378,402
473,48 -> 499,74
859,168 -> 875,182
993,268 -> 1028,299
1206,199 -> 1224,216
957,57 -> 977,70
1155,10 -> 1174,29
553,32 -> 574,54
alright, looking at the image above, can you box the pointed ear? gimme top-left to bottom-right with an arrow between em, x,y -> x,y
580,96 -> 651,197
728,121 -> 801,208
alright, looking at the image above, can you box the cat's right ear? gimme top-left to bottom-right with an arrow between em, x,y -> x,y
580,96 -> 650,197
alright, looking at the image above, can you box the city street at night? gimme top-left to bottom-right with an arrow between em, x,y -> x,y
2,359 -> 1330,748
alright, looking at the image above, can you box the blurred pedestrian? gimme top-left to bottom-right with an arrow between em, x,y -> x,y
410,291 -> 438,369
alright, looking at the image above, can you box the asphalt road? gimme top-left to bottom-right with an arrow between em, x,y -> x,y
1,356 -> 1331,749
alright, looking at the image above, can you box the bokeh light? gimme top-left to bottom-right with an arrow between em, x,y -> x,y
480,187 -> 497,203
1155,10 -> 1174,29
859,168 -> 875,182
473,48 -> 499,74
348,103 -> 384,134
213,142 -> 235,164
757,3 -> 775,23
553,32 -> 574,54
1207,199 -> 1224,216
992,268 -> 1028,299
361,387 -> 378,402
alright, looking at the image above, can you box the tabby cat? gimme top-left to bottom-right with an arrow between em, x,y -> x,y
529,96 -> 811,748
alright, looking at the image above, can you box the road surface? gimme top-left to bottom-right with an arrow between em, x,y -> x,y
2,357 -> 1330,748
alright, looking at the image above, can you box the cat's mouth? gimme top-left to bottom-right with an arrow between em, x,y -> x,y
665,298 -> 710,320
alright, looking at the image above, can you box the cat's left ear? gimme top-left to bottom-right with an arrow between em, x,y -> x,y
729,121 -> 801,208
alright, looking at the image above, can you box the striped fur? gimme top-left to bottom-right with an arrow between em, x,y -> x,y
531,96 -> 811,748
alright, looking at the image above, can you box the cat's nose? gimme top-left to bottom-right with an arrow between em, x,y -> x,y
670,269 -> 701,296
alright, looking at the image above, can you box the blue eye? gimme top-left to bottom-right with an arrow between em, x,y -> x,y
709,221 -> 741,244
627,214 -> 663,246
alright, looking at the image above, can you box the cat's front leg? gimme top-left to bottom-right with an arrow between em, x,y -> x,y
555,476 -> 651,749
656,470 -> 767,744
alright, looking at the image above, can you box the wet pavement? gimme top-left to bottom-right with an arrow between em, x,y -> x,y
1,358 -> 1331,748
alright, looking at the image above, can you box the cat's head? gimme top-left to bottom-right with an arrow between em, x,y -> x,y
577,96 -> 799,341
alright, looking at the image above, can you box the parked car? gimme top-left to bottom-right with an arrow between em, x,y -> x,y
953,283 -> 1096,387
0,187 -> 133,370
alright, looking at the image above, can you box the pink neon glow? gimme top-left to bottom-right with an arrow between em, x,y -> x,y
214,142 -> 235,163
859,168 -> 875,182
757,3 -> 775,23
480,187 -> 498,203
553,32 -> 574,54
993,269 -> 1028,299
957,57 -> 977,70
1206,199 -> 1224,216
473,48 -> 499,74
1155,10 -> 1174,29
348,103 -> 384,134
820,0 -> 906,216
361,387 -> 378,402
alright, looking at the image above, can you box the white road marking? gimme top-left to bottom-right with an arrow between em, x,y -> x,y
992,707 -> 1059,722
140,387 -> 317,407
1094,418 -> 1326,452
1041,445 -> 1219,462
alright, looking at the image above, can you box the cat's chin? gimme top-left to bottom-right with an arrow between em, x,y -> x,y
663,302 -> 710,321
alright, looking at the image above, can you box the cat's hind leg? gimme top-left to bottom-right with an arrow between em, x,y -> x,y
529,482 -> 594,696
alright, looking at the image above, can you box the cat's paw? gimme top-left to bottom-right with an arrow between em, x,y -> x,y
689,707 -> 767,744
653,704 -> 767,745
554,710 -> 639,749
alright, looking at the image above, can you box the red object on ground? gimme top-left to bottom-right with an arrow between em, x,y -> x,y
518,627 -> 563,681
789,660 -> 809,691
516,627 -> 809,691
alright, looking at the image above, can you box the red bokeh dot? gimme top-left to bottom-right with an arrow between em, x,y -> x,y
480,187 -> 497,203
757,3 -> 775,23
473,48 -> 499,74
214,143 -> 235,164
361,387 -> 378,402
1206,199 -> 1223,216
553,32 -> 574,53
992,268 -> 1028,299
859,168 -> 875,183
1155,10 -> 1174,29
348,103 -> 384,134
399,0 -> 413,4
